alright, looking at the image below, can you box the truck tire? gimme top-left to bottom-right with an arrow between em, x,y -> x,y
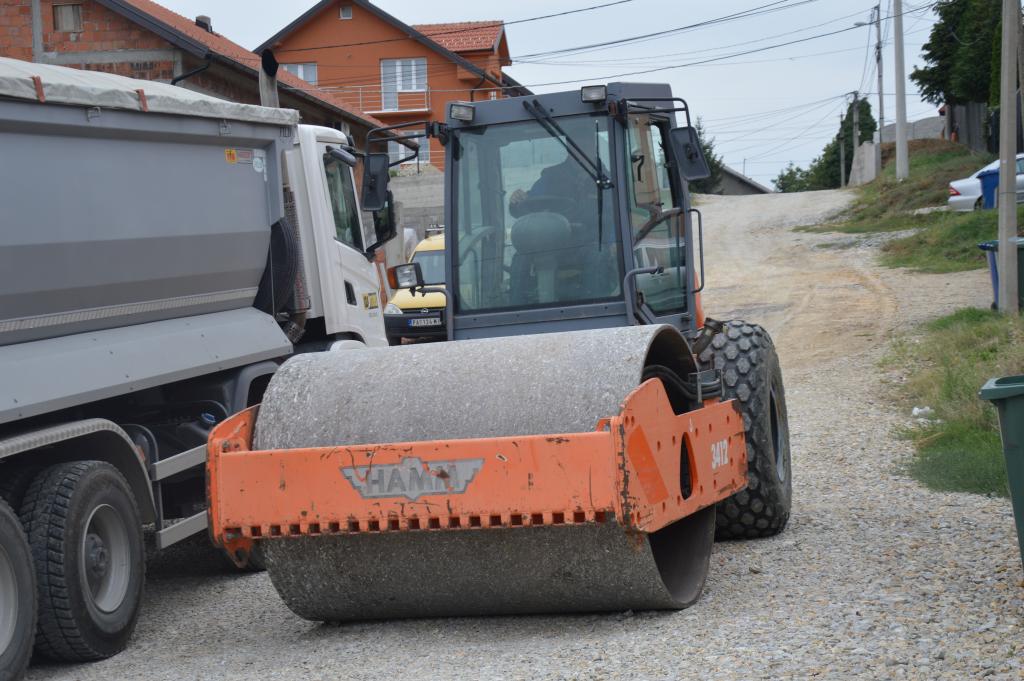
0,466 -> 38,511
698,320 -> 792,539
20,462 -> 144,662
0,499 -> 34,681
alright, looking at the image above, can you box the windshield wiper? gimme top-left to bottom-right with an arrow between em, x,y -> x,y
521,99 -> 612,189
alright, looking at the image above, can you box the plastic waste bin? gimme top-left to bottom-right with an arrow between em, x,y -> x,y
977,238 -> 1024,310
979,376 -> 1024,571
977,168 -> 1000,210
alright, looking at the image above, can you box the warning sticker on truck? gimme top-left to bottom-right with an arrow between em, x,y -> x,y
224,149 -> 256,165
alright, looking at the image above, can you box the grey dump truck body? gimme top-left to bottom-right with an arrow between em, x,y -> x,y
0,58 -> 295,424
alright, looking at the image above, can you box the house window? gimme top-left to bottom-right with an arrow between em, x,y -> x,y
340,5 -> 353,19
53,3 -> 82,32
381,58 -> 426,110
281,62 -> 318,86
389,140 -> 429,165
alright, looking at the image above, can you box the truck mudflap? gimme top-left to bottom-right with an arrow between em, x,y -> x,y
206,378 -> 747,567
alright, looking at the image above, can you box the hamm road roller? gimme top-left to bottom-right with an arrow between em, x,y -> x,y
207,82 -> 792,620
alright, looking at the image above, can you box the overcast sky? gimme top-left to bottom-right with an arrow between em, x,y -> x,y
160,0 -> 940,187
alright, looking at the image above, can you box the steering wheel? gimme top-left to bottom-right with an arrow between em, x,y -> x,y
512,195 -> 577,218
457,224 -> 500,259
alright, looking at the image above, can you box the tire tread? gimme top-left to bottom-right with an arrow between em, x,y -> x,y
699,320 -> 792,540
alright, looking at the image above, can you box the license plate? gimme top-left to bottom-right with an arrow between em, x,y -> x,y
408,317 -> 442,327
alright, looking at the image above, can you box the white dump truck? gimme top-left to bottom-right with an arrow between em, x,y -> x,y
0,57 -> 398,677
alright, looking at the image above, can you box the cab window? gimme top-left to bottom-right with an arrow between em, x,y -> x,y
323,153 -> 362,251
626,114 -> 687,316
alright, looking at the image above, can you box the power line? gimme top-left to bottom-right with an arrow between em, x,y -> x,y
515,0 -> 818,60
516,4 -> 876,65
274,0 -> 637,54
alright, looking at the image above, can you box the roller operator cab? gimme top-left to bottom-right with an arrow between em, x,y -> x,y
365,83 -> 712,342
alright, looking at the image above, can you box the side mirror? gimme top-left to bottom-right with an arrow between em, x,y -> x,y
370,191 -> 397,249
327,146 -> 357,167
669,126 -> 711,182
387,262 -> 423,290
360,152 -> 391,212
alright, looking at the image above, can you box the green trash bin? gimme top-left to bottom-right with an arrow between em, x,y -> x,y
979,375 -> 1024,571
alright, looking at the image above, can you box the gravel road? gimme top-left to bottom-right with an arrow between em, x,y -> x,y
28,190 -> 1023,680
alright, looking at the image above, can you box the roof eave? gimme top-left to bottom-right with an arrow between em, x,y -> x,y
93,0 -> 209,58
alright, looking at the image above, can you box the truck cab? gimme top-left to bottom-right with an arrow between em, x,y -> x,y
283,125 -> 390,348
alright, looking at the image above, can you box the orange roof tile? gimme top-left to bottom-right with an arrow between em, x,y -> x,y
111,0 -> 386,128
413,21 -> 504,53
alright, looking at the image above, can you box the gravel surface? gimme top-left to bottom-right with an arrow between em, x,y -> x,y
27,190 -> 1023,680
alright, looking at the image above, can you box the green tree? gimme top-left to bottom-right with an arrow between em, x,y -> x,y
911,0 -> 1000,106
689,117 -> 724,194
949,0 -> 1000,104
911,0 -> 971,105
773,98 -> 878,191
772,162 -> 809,192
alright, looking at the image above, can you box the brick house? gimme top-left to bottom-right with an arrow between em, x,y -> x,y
257,0 -> 530,169
0,0 -> 396,150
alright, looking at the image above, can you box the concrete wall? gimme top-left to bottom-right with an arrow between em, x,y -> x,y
389,166 -> 444,238
878,116 -> 945,143
848,141 -> 877,187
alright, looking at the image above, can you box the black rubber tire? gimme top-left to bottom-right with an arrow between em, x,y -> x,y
0,499 -> 35,681
699,320 -> 792,539
0,466 -> 38,511
20,462 -> 145,662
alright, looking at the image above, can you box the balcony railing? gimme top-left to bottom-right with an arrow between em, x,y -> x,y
317,85 -> 430,114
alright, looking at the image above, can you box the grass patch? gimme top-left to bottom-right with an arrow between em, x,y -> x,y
889,307 -> 1024,496
878,208 -> 1009,273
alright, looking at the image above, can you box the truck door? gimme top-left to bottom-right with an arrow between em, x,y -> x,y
315,143 -> 388,346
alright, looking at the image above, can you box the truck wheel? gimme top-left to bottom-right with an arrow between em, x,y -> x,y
0,499 -> 35,681
20,462 -> 144,662
699,320 -> 792,539
0,466 -> 39,511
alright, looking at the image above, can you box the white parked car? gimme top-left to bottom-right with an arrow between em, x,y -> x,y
948,155 -> 1024,211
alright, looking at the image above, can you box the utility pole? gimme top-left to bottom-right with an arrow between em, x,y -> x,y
893,0 -> 909,180
852,91 -> 860,146
998,0 -> 1019,314
1017,3 -> 1024,143
874,4 -> 884,177
839,115 -> 847,188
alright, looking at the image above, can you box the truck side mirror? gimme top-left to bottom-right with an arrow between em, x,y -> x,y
371,190 -> 398,248
327,146 -> 357,167
669,126 -> 711,182
360,152 -> 391,212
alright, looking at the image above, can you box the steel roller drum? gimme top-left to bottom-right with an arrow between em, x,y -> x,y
254,325 -> 717,621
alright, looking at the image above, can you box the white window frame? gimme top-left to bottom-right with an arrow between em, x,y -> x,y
281,62 -> 318,86
381,58 -> 427,93
339,5 -> 353,19
53,3 -> 82,32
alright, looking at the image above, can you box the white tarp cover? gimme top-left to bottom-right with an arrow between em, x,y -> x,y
0,56 -> 300,126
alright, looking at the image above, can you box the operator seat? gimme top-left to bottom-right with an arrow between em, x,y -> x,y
509,211 -> 572,306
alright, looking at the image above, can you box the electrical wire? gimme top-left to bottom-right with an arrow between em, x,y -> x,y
273,0 -> 638,53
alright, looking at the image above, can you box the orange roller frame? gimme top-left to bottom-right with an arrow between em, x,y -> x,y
207,379 -> 747,565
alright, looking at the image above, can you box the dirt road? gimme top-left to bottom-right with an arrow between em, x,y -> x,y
28,191 -> 1022,680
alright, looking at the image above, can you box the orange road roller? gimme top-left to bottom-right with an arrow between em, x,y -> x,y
207,82 -> 791,621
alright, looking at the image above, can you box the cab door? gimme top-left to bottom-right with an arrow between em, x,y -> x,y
623,113 -> 698,331
309,139 -> 387,346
